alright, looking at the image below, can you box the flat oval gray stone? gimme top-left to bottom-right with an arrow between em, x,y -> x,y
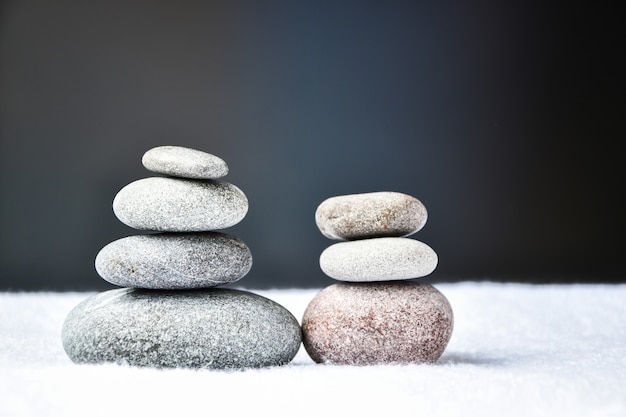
112,177 -> 248,231
302,281 -> 453,365
142,145 -> 229,179
62,288 -> 302,369
315,191 -> 428,240
319,237 -> 438,281
95,232 -> 252,289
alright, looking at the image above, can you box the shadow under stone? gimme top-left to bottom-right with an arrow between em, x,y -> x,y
437,352 -> 518,367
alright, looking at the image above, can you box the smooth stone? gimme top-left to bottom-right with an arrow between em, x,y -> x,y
95,232 -> 252,289
315,191 -> 428,240
142,145 -> 229,179
319,237 -> 438,281
302,281 -> 453,365
62,288 -> 302,369
113,177 -> 248,231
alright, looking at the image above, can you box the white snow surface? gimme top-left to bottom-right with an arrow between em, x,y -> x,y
1,282 -> 624,417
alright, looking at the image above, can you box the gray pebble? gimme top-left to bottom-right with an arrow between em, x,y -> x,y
315,191 -> 428,240
302,281 -> 453,365
62,288 -> 302,369
142,145 -> 229,179
319,237 -> 438,281
113,177 -> 248,231
95,232 -> 252,289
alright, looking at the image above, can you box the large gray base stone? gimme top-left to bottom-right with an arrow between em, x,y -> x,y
62,288 -> 302,369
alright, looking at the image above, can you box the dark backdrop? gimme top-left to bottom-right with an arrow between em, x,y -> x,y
1,0 -> 623,291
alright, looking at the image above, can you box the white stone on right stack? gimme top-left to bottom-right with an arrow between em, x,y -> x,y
315,191 -> 438,281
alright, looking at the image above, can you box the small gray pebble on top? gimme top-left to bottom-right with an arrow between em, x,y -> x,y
113,177 -> 248,231
95,232 -> 253,289
319,237 -> 438,281
315,191 -> 428,240
142,145 -> 229,179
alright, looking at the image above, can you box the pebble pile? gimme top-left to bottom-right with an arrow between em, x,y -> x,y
62,146 -> 301,369
302,191 -> 454,365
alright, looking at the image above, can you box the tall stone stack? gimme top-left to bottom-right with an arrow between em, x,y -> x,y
62,146 -> 301,369
302,191 -> 454,365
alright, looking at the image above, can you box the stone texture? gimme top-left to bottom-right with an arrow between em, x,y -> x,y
302,281 -> 453,365
62,288 -> 302,369
142,145 -> 229,179
95,232 -> 252,289
319,237 -> 438,281
315,191 -> 428,240
112,177 -> 248,231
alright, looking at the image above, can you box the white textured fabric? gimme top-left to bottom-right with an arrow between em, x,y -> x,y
1,283 -> 624,417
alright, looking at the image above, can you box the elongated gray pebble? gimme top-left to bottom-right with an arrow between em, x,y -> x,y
302,281 -> 453,365
113,177 -> 248,231
142,145 -> 229,179
315,191 -> 428,240
319,237 -> 438,281
95,232 -> 252,289
62,288 -> 302,369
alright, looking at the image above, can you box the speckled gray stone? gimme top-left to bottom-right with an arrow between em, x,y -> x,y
112,177 -> 248,231
62,288 -> 302,369
142,145 -> 229,179
315,191 -> 428,240
319,237 -> 438,281
95,232 -> 252,289
302,281 -> 453,365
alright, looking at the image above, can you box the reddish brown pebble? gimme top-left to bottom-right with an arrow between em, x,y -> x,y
302,281 -> 453,365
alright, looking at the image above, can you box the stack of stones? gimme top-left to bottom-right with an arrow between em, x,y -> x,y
62,146 -> 301,369
302,191 -> 454,365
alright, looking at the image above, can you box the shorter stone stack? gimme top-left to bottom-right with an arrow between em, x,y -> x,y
302,191 -> 453,365
62,146 -> 301,369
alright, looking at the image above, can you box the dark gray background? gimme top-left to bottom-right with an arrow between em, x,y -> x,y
1,1 -> 623,291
